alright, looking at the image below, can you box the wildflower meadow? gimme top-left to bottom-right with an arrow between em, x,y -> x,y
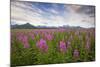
11,28 -> 95,66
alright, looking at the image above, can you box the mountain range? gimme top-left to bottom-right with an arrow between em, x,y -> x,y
11,23 -> 93,29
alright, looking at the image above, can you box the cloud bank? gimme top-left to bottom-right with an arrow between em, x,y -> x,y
11,1 -> 95,28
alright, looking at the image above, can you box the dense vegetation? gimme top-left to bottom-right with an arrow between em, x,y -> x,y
11,28 -> 95,66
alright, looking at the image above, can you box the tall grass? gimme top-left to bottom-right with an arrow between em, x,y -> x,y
11,28 -> 95,66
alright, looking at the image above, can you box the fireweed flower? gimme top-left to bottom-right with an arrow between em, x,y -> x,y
17,34 -> 29,48
73,49 -> 79,58
59,29 -> 65,32
59,41 -> 67,53
22,35 -> 30,48
34,31 -> 39,36
36,39 -> 48,52
45,34 -> 53,41
29,33 -> 34,40
17,33 -> 24,41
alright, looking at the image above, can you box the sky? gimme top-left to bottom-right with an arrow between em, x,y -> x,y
11,1 -> 95,28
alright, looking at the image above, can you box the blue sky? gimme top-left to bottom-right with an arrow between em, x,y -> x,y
11,1 -> 95,28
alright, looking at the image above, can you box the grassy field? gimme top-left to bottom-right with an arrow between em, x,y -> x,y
11,28 -> 95,66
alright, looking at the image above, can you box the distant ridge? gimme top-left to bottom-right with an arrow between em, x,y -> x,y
11,23 -> 37,29
11,23 -> 57,29
11,23 -> 94,29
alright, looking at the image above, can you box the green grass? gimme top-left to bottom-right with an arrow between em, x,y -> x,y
11,29 -> 95,66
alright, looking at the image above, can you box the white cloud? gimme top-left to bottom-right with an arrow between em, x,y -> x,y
11,1 -> 95,28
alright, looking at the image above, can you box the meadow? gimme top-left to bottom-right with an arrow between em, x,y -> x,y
11,28 -> 95,66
